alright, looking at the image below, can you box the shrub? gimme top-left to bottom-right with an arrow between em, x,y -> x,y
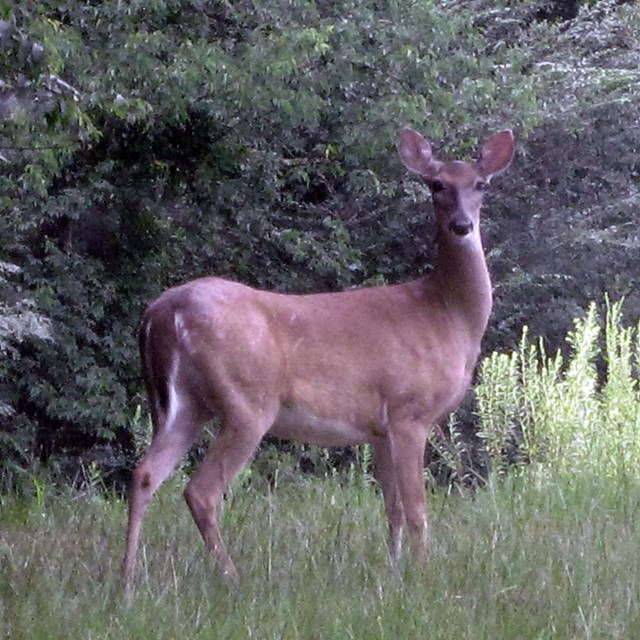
477,298 -> 640,480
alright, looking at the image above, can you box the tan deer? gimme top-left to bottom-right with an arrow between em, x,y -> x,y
121,127 -> 515,595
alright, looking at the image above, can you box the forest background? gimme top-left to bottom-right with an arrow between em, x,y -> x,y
1,0 -> 639,490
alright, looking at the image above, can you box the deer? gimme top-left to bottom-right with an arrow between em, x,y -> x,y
121,126 -> 515,596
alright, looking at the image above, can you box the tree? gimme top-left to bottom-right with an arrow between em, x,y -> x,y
2,0 -> 638,487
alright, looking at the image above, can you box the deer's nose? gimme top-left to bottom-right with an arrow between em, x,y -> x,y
449,216 -> 473,236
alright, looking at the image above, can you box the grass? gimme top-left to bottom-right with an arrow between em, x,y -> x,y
2,470 -> 640,640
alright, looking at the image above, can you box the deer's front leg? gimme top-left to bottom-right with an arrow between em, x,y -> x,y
372,439 -> 404,565
390,420 -> 429,567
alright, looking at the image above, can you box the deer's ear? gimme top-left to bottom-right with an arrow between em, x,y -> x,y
478,130 -> 515,181
398,128 -> 439,177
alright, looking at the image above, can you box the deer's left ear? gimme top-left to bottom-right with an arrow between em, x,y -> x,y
398,127 -> 441,178
477,130 -> 515,181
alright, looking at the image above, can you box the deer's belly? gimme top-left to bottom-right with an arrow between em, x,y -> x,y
269,406 -> 373,447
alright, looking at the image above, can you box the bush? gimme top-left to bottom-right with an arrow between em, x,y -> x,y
477,298 -> 640,480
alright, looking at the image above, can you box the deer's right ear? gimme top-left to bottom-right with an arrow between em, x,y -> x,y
398,128 -> 438,177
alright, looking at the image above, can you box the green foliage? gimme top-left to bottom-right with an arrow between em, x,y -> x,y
0,0 -> 540,483
477,299 -> 640,480
1,0 -> 640,486
482,0 -> 640,351
0,262 -> 53,480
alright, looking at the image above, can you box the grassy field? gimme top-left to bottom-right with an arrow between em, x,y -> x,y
2,470 -> 640,639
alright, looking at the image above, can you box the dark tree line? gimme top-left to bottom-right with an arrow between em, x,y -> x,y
1,0 -> 639,489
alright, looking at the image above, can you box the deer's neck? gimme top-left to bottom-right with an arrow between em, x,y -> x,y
431,233 -> 492,343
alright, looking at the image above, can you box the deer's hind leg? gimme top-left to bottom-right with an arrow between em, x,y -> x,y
184,403 -> 277,581
121,373 -> 211,596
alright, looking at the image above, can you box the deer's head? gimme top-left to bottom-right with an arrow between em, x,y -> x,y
398,128 -> 515,243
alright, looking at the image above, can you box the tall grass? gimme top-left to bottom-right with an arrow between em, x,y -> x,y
2,471 -> 640,639
477,298 -> 640,480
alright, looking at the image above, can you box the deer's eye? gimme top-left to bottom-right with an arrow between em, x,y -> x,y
431,179 -> 445,193
475,180 -> 486,191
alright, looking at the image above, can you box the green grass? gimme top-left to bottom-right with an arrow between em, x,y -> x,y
2,471 -> 640,639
